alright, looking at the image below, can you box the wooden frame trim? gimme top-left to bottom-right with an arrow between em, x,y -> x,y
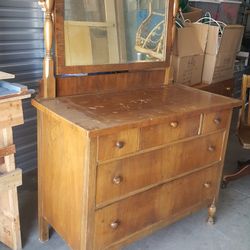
54,0 -> 174,75
0,144 -> 16,158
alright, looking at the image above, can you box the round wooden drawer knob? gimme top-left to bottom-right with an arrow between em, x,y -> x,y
110,220 -> 120,230
113,176 -> 123,185
214,118 -> 221,125
116,141 -> 125,149
170,121 -> 179,128
208,146 -> 215,152
204,182 -> 211,188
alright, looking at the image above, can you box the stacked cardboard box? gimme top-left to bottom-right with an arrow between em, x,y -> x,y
172,24 -> 244,86
172,24 -> 208,86
202,25 -> 244,84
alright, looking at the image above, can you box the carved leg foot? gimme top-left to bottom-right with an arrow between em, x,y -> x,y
207,199 -> 216,225
39,216 -> 49,242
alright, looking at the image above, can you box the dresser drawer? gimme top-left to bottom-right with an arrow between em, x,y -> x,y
96,132 -> 224,206
98,128 -> 139,161
94,165 -> 220,249
140,114 -> 201,149
202,110 -> 230,134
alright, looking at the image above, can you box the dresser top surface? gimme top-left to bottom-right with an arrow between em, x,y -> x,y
33,84 -> 240,135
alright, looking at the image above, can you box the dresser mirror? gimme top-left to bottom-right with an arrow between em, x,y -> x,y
55,0 -> 172,74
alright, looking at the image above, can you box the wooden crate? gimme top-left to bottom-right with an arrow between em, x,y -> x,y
0,80 -> 30,250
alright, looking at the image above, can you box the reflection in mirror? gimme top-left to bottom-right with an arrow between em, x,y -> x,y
64,0 -> 168,66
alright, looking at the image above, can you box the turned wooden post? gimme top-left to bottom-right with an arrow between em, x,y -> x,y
38,0 -> 56,98
165,0 -> 179,84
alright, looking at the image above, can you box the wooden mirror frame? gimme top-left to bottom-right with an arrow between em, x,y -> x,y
54,0 -> 175,75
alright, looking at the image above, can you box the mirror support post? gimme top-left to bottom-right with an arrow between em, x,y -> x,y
165,0 -> 179,84
39,0 -> 56,98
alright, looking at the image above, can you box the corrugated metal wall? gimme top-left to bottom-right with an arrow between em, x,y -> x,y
0,0 -> 44,171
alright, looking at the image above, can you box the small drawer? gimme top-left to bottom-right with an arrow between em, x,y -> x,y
140,115 -> 201,149
96,132 -> 224,206
94,165 -> 220,249
202,110 -> 230,134
98,128 -> 139,161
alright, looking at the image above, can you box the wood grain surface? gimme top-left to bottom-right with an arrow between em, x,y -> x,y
33,85 -> 240,136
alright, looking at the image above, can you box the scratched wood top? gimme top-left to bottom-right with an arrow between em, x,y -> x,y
32,85 -> 241,136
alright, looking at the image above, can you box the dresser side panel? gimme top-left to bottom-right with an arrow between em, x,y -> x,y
37,110 -> 89,250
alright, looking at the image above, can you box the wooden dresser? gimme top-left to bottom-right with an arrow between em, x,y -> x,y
32,84 -> 240,250
33,0 -> 241,249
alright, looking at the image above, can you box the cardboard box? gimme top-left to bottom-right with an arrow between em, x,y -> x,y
206,25 -> 244,55
202,53 -> 235,84
183,7 -> 203,23
172,54 -> 204,86
172,24 -> 209,57
202,25 -> 244,84
172,23 -> 209,85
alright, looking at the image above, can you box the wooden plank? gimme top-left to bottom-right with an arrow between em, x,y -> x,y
0,100 -> 24,129
0,81 -> 30,101
0,169 -> 22,192
0,81 -> 27,93
0,145 -> 16,158
56,69 -> 166,96
0,127 -> 22,250
0,72 -> 15,81
0,189 -> 22,250
0,93 -> 31,105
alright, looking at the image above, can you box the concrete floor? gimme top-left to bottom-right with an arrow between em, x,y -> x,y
1,111 -> 250,250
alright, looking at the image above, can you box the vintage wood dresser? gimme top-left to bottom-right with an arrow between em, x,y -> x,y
33,0 -> 240,249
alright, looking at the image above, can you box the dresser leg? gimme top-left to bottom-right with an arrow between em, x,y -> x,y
207,199 -> 216,225
39,216 -> 49,242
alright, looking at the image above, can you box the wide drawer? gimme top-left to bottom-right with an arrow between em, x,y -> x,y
96,132 -> 224,206
202,110 -> 230,134
98,128 -> 139,161
94,165 -> 220,250
140,114 -> 201,149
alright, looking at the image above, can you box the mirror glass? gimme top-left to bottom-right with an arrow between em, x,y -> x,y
64,0 -> 168,66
